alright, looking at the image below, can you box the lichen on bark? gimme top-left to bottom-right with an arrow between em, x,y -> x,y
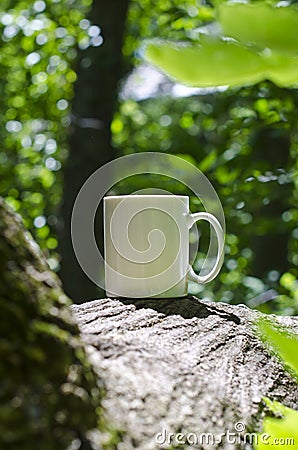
72,297 -> 298,450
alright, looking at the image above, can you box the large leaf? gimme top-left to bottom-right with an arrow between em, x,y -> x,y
255,399 -> 298,449
255,319 -> 298,449
143,38 -> 298,88
257,318 -> 298,378
144,37 -> 268,87
268,54 -> 298,86
218,3 -> 298,56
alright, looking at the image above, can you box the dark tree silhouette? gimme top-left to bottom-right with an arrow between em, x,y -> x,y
60,0 -> 130,302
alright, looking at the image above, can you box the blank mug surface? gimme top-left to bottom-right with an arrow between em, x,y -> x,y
104,195 -> 189,298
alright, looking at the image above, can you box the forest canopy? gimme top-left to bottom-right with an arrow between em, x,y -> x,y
0,0 -> 297,313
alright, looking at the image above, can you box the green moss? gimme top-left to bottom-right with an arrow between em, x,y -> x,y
0,198 -> 103,449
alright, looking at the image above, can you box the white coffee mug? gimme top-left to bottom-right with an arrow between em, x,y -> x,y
104,195 -> 224,298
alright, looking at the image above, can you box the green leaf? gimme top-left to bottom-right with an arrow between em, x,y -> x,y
143,37 -> 298,88
198,150 -> 217,172
255,399 -> 298,449
267,53 -> 298,87
218,3 -> 298,56
257,319 -> 298,378
143,37 -> 267,87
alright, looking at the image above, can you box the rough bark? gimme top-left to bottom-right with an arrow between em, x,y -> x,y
72,297 -> 298,450
60,0 -> 130,303
0,198 -> 101,450
2,192 -> 297,450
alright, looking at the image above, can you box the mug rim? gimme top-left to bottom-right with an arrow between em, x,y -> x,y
104,194 -> 188,200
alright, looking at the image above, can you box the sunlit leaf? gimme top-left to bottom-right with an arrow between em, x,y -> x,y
267,53 -> 298,87
256,320 -> 298,449
175,153 -> 197,165
144,37 -> 298,88
144,37 -> 267,87
255,399 -> 298,450
218,3 -> 298,56
257,319 -> 298,378
198,150 -> 217,172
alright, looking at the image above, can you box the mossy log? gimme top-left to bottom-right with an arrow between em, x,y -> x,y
0,198 -> 101,450
2,196 -> 298,450
72,297 -> 298,450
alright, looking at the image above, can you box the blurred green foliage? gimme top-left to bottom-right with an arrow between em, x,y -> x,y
0,0 -> 97,271
144,3 -> 298,87
111,85 -> 298,313
255,320 -> 298,449
0,2 -> 298,446
113,0 -> 298,313
258,318 -> 298,380
0,0 -> 297,313
256,398 -> 298,449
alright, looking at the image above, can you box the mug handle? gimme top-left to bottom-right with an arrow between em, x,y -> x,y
187,212 -> 224,284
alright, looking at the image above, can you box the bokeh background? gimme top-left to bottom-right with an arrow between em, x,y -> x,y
1,0 -> 297,313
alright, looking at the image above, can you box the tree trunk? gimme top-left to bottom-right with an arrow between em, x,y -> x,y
60,0 -> 130,303
0,198 -> 101,450
2,195 -> 298,450
249,126 -> 292,278
72,297 -> 298,450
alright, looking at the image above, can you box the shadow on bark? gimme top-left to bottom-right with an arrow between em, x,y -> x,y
115,295 -> 241,324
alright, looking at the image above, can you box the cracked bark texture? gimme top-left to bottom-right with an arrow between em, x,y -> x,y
72,297 -> 298,450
